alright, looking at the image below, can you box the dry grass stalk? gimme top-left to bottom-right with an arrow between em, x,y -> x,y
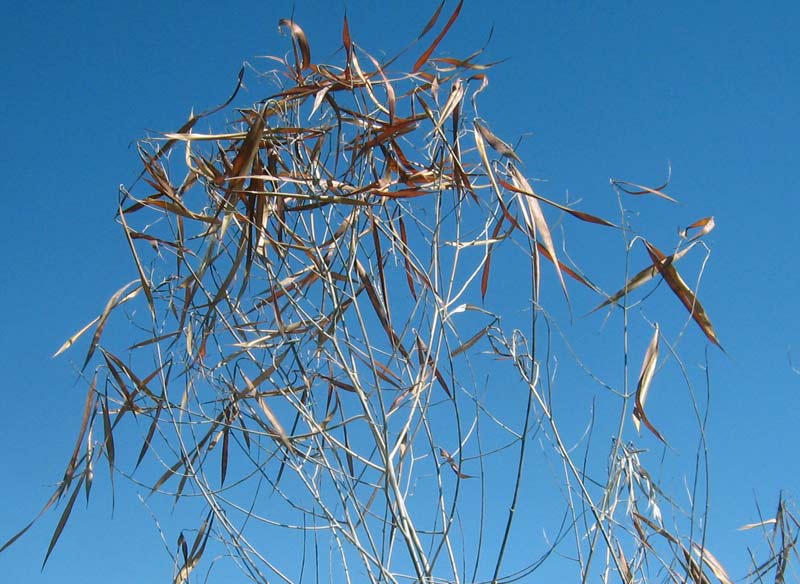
5,6 -> 791,584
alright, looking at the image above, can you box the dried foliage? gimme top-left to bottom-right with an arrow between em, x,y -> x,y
4,6 -> 795,584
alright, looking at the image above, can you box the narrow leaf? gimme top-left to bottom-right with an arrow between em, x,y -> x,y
77,280 -> 141,369
397,215 -> 417,300
591,245 -> 694,313
135,399 -> 163,470
692,544 -> 733,584
451,322 -> 495,357
535,242 -> 595,290
278,19 -> 312,72
418,1 -> 446,38
474,121 -> 520,161
681,216 -> 716,241
633,324 -> 665,442
612,177 -> 677,203
738,518 -> 777,531
101,396 -> 115,509
413,0 -> 464,72
645,241 -> 721,347
118,206 -> 155,321
52,316 -> 100,358
439,448 -> 472,478
498,176 -> 616,227
220,427 -> 230,487
509,164 -> 568,302
42,475 -> 85,568
481,216 -> 506,300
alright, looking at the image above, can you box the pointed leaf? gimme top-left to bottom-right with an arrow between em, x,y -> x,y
509,164 -> 568,301
591,245 -> 694,313
498,176 -> 616,227
418,1 -> 446,38
451,321 -> 495,357
101,396 -> 115,509
135,398 -> 163,470
42,475 -> 85,568
413,0 -> 464,72
74,281 -> 141,368
474,121 -> 520,161
52,316 -> 100,358
278,19 -> 311,72
612,177 -> 677,203
645,241 -> 721,347
691,544 -> 733,584
220,427 -> 230,487
681,216 -> 716,241
118,205 -> 155,317
481,216 -> 507,300
633,324 -> 665,442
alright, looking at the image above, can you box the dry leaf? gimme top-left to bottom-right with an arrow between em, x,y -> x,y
645,241 -> 721,347
633,324 -> 665,442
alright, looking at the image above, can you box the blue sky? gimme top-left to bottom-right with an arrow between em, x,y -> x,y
1,1 -> 798,582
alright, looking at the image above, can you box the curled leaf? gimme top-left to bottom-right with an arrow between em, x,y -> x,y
474,121 -> 520,161
633,324 -> 665,442
681,216 -> 715,241
278,19 -> 311,72
612,176 -> 677,203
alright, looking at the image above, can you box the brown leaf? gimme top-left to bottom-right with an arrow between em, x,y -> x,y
342,14 -> 352,54
508,164 -> 568,301
223,108 -> 267,206
682,545 -> 712,584
42,475 -> 86,568
645,241 -> 721,347
118,206 -> 155,321
369,210 -> 390,315
174,511 -> 214,584
63,378 -> 98,492
418,1 -> 446,38
244,372 -> 294,454
397,215 -> 417,300
498,176 -> 616,227
413,0 -> 464,72
474,121 -> 520,161
617,544 -> 633,584
415,334 -> 452,398
278,19 -> 311,73
439,448 -> 472,478
100,396 -> 115,506
473,121 -> 504,205
535,242 -> 596,290
591,245 -> 694,313
133,66 -> 244,175
481,216 -> 506,300
681,216 -> 716,241
633,324 -> 665,442
451,321 -> 495,357
612,177 -> 677,203
59,281 -> 140,368
691,544 -> 733,584
388,388 -> 412,414
126,195 -> 219,224
220,427 -> 230,487
135,399 -> 163,470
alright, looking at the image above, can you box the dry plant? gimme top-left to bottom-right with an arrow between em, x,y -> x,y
4,4 -> 796,584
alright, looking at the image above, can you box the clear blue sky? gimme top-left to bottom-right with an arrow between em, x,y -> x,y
1,1 -> 798,582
